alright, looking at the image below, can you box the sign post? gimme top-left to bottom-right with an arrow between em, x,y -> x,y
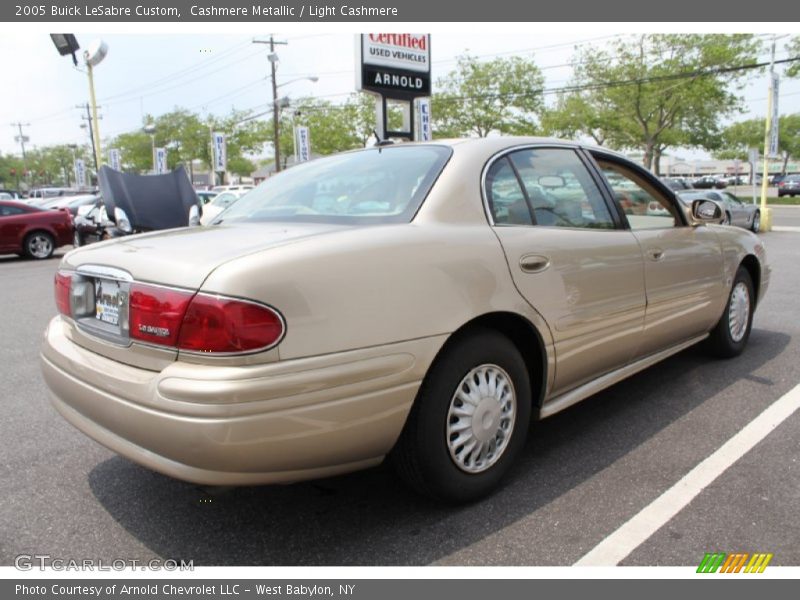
108,148 -> 121,171
356,34 -> 431,141
74,158 -> 86,188
294,126 -> 311,163
212,131 -> 226,184
155,147 -> 167,174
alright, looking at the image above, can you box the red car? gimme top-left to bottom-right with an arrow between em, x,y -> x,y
0,200 -> 73,259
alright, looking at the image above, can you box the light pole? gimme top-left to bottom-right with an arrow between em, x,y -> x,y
273,76 -> 318,172
143,124 -> 157,174
50,35 -> 107,171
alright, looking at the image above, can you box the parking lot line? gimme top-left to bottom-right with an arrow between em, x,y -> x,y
574,382 -> 800,566
771,226 -> 800,233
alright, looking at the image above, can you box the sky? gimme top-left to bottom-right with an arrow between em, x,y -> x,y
1,27 -> 799,162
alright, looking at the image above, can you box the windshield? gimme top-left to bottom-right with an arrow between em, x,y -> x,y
217,145 -> 452,225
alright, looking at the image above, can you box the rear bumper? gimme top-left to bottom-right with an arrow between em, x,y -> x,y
41,316 -> 445,485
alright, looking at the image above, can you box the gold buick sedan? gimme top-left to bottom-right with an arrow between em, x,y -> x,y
41,138 -> 769,502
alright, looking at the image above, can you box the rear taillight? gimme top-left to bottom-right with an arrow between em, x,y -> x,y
127,284 -> 284,354
54,272 -> 72,316
129,284 -> 193,347
177,294 -> 284,354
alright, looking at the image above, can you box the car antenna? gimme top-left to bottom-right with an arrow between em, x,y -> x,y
373,129 -> 394,150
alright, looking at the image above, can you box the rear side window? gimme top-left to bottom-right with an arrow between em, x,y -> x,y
486,148 -> 615,229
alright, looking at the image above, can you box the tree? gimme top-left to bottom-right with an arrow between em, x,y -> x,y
786,37 -> 800,78
541,94 -> 619,146
273,94 -> 378,168
432,54 -> 545,137
556,34 -> 761,173
716,114 -> 800,175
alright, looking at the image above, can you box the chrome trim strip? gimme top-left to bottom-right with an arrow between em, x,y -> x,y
539,333 -> 708,419
76,264 -> 134,282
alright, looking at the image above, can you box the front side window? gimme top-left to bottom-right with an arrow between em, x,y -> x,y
219,145 -> 451,225
486,148 -> 615,229
597,159 -> 681,230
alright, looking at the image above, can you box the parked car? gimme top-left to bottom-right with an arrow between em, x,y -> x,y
769,174 -> 786,186
196,190 -> 218,207
42,194 -> 101,217
677,190 -> 761,232
660,177 -> 694,191
211,184 -> 254,194
199,190 -> 245,225
0,189 -> 23,200
27,187 -> 76,204
777,175 -> 800,197
41,138 -> 769,502
97,165 -> 201,235
693,176 -> 727,189
0,200 -> 73,259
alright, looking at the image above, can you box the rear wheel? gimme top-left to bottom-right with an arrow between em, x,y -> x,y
751,211 -> 761,233
391,328 -> 532,503
23,231 -> 54,260
706,266 -> 754,358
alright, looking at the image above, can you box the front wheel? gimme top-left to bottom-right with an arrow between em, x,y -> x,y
706,267 -> 754,358
722,212 -> 732,225
391,328 -> 532,503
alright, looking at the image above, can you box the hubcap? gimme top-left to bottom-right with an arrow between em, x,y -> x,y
28,235 -> 52,258
446,364 -> 516,474
753,214 -> 760,232
728,282 -> 750,343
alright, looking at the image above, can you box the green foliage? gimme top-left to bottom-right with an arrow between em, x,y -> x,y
547,34 -> 761,173
108,107 -> 271,176
0,145 -> 92,188
277,94 -> 377,167
787,37 -> 800,78
432,54 -> 545,137
716,114 -> 800,174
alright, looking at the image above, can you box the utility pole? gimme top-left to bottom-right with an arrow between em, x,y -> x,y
11,122 -> 30,184
253,36 -> 288,173
759,34 -> 788,233
78,103 -> 100,174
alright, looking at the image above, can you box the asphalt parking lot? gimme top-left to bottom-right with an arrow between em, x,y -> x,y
1,209 -> 799,567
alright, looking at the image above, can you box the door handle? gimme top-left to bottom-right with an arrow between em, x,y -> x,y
647,248 -> 665,261
519,254 -> 550,273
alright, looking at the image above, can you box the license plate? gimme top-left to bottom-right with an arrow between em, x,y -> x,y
94,279 -> 123,327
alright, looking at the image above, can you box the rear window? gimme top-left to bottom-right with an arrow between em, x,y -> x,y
218,145 -> 452,225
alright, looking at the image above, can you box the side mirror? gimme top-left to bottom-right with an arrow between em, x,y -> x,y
690,199 -> 723,225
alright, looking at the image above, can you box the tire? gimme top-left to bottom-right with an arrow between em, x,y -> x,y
722,212 -> 732,225
391,328 -> 532,503
73,230 -> 82,247
750,211 -> 761,233
706,266 -> 755,358
23,231 -> 55,260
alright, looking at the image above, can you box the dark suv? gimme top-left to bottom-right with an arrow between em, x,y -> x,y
778,175 -> 800,197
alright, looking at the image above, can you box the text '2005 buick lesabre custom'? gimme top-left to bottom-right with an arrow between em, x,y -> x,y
41,137 -> 769,502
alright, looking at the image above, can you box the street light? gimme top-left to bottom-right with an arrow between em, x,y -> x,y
51,35 -> 108,171
272,76 -> 318,173
143,123 -> 157,173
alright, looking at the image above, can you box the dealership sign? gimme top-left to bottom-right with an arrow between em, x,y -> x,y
294,126 -> 311,163
212,132 -> 227,172
74,159 -> 86,187
108,148 -> 121,171
155,147 -> 167,174
357,34 -> 431,98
